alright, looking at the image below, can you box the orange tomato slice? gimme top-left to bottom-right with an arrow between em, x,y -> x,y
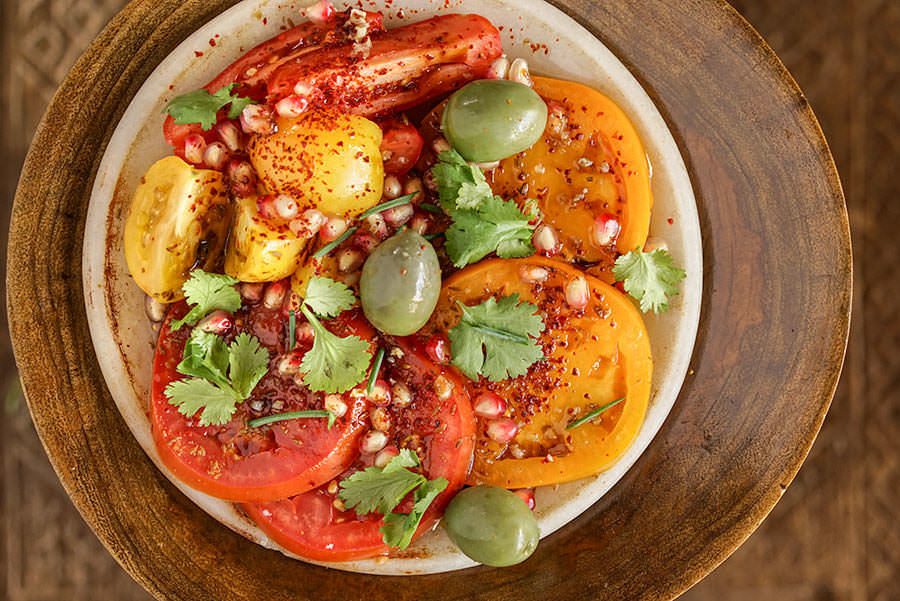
488,77 -> 653,270
427,257 -> 652,489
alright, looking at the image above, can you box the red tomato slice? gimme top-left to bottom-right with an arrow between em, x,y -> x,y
242,338 -> 475,562
151,303 -> 374,502
379,121 -> 424,175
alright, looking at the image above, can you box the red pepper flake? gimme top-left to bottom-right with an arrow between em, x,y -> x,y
194,50 -> 204,57
667,218 -> 674,225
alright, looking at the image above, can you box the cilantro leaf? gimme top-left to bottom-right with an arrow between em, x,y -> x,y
170,270 -> 241,330
380,477 -> 448,550
338,450 -> 425,515
164,83 -> 258,131
613,248 -> 686,313
298,306 -> 372,393
449,294 -> 545,381
228,333 -> 270,398
176,330 -> 231,389
433,150 -> 537,267
303,276 -> 357,318
164,378 -> 241,427
165,331 -> 270,427
443,195 -> 536,267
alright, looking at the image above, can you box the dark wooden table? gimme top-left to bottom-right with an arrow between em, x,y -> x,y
0,1 -> 896,599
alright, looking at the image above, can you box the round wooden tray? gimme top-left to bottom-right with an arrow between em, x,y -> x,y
7,0 -> 850,599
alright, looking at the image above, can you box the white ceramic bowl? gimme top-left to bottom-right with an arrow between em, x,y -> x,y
83,0 -> 702,575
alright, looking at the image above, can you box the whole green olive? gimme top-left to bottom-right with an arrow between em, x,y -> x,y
441,79 -> 548,163
360,229 -> 441,335
444,485 -> 540,567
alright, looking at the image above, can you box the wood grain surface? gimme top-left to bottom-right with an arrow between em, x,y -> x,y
2,0 -> 875,599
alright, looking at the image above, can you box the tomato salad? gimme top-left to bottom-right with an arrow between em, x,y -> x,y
124,0 -> 685,568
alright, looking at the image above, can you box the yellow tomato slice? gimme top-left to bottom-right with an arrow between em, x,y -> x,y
124,156 -> 231,302
428,257 -> 652,489
489,77 -> 653,269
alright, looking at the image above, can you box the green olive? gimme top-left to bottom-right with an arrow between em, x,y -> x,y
444,486 -> 540,567
360,229 -> 440,335
441,79 -> 548,163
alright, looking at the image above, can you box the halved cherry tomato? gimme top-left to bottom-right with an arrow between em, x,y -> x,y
425,257 -> 652,489
379,120 -> 424,175
488,77 -> 653,268
151,303 -> 374,502
242,337 -> 475,562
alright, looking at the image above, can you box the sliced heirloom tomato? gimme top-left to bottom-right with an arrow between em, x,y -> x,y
242,338 -> 475,562
426,257 -> 652,489
151,302 -> 374,502
489,77 -> 653,273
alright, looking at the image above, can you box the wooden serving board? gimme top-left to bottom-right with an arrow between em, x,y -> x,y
7,0 -> 850,600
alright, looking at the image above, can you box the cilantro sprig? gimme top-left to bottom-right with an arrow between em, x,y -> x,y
448,294 -> 546,382
433,150 -> 537,267
165,330 -> 269,426
297,276 -> 372,393
164,83 -> 257,130
613,248 -> 686,313
170,270 -> 242,330
338,450 -> 448,550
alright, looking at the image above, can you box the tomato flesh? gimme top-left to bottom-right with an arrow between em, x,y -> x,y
151,303 -> 374,502
379,120 -> 424,176
242,338 -> 475,562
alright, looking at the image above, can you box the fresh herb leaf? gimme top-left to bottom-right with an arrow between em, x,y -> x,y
433,150 -> 537,267
613,248 -> 686,313
165,332 -> 269,426
366,347 -> 386,395
298,306 -> 372,393
288,310 -> 296,349
338,450 -> 425,515
358,193 -> 418,220
170,270 -> 241,330
380,477 -> 448,549
449,294 -> 545,381
565,397 -> 626,430
312,226 -> 359,258
247,410 -> 337,429
303,276 -> 356,318
163,83 -> 257,131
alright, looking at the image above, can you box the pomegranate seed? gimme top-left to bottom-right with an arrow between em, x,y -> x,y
374,445 -> 400,468
533,224 -> 560,255
240,282 -> 264,302
352,232 -> 379,254
275,94 -> 309,118
216,121 -> 242,152
423,168 -> 438,192
363,213 -> 388,239
391,382 -> 411,408
360,430 -> 388,454
144,295 -> 166,322
256,195 -> 279,220
183,134 -> 206,165
426,334 -> 450,364
565,276 -> 590,310
289,209 -> 326,238
337,248 -> 364,273
431,137 -> 452,154
341,271 -> 361,287
226,159 -> 256,197
473,392 -> 507,419
324,394 -> 347,418
304,0 -> 335,25
240,104 -> 274,135
368,380 -> 392,407
519,265 -> 549,284
277,352 -> 303,376
319,216 -> 348,242
383,203 -> 414,228
410,214 -> 429,235
513,488 -> 536,510
281,290 -> 303,319
404,177 -> 424,201
273,194 -> 299,220
592,213 -> 621,247
486,55 -> 510,79
643,236 -> 669,253
369,407 -> 392,432
434,375 -> 454,400
486,418 -> 519,443
263,280 -> 288,309
197,310 -> 232,334
509,58 -> 533,87
295,322 -> 315,344
383,175 -> 402,199
203,141 -> 228,170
